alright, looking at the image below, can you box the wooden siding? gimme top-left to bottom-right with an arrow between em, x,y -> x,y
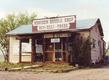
9,37 -> 32,63
9,37 -> 20,63
90,24 -> 104,64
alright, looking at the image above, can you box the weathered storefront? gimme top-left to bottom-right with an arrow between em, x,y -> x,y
7,15 -> 105,65
8,15 -> 76,63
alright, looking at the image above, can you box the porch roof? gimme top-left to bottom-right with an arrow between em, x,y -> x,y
6,18 -> 99,35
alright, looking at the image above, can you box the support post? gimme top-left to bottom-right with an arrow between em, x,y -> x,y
19,40 -> 22,63
31,38 -> 36,63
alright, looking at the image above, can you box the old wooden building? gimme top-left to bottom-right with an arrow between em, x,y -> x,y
7,15 -> 105,65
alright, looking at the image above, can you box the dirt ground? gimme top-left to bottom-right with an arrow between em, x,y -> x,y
1,66 -> 109,80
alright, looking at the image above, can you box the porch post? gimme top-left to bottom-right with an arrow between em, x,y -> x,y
66,37 -> 69,62
31,38 -> 36,63
19,40 -> 22,63
61,39 -> 64,62
43,38 -> 45,62
53,43 -> 55,62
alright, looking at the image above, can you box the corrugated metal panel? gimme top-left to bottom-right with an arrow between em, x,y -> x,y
6,18 -> 98,35
6,25 -> 32,35
77,18 -> 98,29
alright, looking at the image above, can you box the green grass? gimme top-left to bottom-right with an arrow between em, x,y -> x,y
0,62 -> 32,69
41,63 -> 73,70
0,62 -> 76,73
28,63 -> 76,73
106,50 -> 109,56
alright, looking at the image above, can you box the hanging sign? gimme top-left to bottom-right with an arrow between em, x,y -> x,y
51,38 -> 60,43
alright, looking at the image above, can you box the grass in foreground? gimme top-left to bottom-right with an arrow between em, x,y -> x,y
0,62 -> 32,69
25,63 -> 76,73
0,62 -> 77,73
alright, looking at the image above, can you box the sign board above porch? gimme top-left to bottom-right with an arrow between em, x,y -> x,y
44,33 -> 71,38
32,15 -> 76,32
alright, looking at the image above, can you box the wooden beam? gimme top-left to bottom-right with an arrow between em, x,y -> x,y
16,36 -> 31,40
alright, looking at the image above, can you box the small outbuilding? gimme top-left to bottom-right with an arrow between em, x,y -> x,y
7,15 -> 105,65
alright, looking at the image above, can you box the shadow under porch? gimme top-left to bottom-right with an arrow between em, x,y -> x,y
18,32 -> 79,64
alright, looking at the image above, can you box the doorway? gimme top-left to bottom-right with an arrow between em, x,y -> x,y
44,38 -> 65,62
55,43 -> 63,61
35,38 -> 43,62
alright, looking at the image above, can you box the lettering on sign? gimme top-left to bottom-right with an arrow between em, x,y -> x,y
32,15 -> 76,31
51,38 -> 60,43
44,33 -> 71,38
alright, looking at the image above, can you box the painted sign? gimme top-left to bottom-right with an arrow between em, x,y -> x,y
32,15 -> 76,31
44,33 -> 71,38
51,38 -> 60,43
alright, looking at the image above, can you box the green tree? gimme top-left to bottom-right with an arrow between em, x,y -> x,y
72,35 -> 91,66
0,12 -> 37,62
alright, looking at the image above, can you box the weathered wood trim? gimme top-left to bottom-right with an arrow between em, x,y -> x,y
8,37 -> 10,63
53,43 -> 55,62
31,38 -> 35,63
43,38 -> 45,62
65,37 -> 69,62
19,40 -> 21,63
61,38 -> 64,62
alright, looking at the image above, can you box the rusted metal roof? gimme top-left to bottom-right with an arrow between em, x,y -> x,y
6,18 -> 99,35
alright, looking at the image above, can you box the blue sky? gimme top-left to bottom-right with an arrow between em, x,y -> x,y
0,0 -> 109,44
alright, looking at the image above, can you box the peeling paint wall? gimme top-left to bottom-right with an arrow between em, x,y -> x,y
90,24 -> 104,64
9,37 -> 20,63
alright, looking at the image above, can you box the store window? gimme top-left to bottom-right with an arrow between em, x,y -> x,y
21,38 -> 31,53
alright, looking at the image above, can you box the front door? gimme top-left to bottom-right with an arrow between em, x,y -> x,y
55,43 -> 63,61
35,38 -> 43,62
44,38 -> 64,62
